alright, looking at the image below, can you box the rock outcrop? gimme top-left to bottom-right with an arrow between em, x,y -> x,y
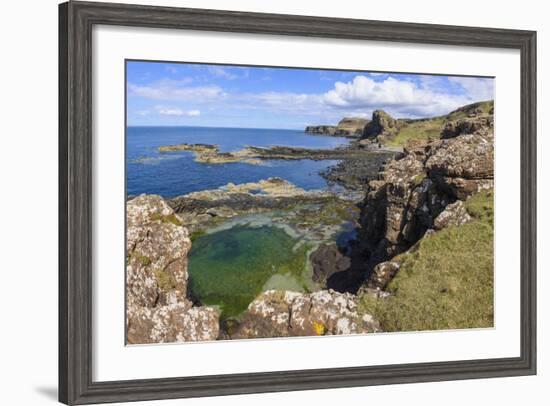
126,194 -> 219,344
305,117 -> 369,137
433,200 -> 472,230
441,115 -> 493,139
232,290 -> 380,339
357,109 -> 494,284
305,125 -> 337,135
362,110 -> 401,141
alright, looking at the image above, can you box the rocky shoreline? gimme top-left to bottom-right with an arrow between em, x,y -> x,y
158,142 -> 397,165
127,100 -> 495,342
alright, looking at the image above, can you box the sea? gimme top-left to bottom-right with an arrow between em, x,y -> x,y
126,126 -> 350,197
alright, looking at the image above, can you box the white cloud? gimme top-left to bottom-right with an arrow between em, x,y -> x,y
319,75 -> 485,117
207,66 -> 249,80
129,72 -> 494,125
157,108 -> 201,117
448,77 -> 494,101
128,80 -> 222,101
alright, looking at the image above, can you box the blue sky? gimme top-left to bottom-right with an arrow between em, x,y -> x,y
127,61 -> 494,129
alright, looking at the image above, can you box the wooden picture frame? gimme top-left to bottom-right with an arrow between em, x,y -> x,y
59,1 -> 537,404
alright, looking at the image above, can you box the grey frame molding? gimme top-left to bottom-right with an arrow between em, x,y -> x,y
59,1 -> 537,404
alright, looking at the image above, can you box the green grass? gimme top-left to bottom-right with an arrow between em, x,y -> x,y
447,100 -> 494,121
385,100 -> 494,147
386,118 -> 444,147
358,189 -> 494,332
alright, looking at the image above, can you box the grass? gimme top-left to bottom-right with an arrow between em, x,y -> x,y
385,100 -> 494,147
447,100 -> 494,121
386,118 -> 444,147
358,189 -> 494,332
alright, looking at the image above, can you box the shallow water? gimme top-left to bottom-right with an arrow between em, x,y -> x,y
126,126 -> 349,197
188,225 -> 315,319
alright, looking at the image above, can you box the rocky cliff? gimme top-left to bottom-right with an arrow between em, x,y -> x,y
362,110 -> 401,142
305,117 -> 369,137
358,109 -> 494,286
305,125 -> 337,135
335,117 -> 369,136
126,194 -> 219,343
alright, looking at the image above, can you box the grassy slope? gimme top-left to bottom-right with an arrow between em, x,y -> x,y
358,189 -> 494,332
386,100 -> 494,147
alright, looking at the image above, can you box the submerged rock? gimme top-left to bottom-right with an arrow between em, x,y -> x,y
126,194 -> 219,344
232,290 -> 380,339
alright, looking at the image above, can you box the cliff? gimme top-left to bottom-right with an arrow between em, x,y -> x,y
305,117 -> 369,137
358,110 -> 494,271
305,125 -> 337,135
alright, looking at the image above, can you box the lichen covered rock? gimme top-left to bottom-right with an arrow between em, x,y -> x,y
126,194 -> 219,344
358,108 -> 494,288
232,290 -> 380,339
433,200 -> 472,230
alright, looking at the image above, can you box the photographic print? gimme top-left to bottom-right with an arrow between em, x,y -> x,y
125,61 -> 495,344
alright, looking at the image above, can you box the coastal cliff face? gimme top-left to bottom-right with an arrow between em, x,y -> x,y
358,108 -> 494,284
126,100 -> 494,340
126,195 -> 219,344
335,117 -> 369,136
305,125 -> 337,135
305,117 -> 369,137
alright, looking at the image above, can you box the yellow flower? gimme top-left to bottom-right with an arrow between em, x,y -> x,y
313,321 -> 326,336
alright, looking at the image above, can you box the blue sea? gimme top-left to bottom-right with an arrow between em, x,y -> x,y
126,126 -> 350,197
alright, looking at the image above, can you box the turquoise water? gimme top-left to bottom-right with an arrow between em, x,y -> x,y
126,126 -> 348,197
188,225 -> 314,319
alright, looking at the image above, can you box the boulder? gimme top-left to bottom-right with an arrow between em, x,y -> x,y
433,200 -> 472,230
232,290 -> 380,339
127,302 -> 219,344
426,132 -> 494,180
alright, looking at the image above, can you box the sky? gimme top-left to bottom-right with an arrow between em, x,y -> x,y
126,61 -> 494,129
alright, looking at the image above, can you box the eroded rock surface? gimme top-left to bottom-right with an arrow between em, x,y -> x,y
433,200 -> 472,230
126,194 -> 219,344
232,290 -> 380,339
363,110 -> 401,141
358,108 -> 494,287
